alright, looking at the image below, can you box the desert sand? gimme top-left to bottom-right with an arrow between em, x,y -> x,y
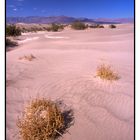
6,24 -> 134,140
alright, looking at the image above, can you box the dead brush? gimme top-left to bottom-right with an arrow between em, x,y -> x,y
19,54 -> 36,61
96,64 -> 119,80
17,99 -> 64,140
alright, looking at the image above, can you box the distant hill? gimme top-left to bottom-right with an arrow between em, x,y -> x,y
6,16 -> 134,24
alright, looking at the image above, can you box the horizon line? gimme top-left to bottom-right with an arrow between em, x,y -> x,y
6,15 -> 134,19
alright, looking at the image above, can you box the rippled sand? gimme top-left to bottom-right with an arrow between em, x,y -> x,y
6,24 -> 134,140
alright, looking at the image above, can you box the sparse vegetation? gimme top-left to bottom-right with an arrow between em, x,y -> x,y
46,23 -> 64,32
22,27 -> 43,33
89,24 -> 104,28
17,99 -> 74,140
19,54 -> 36,61
43,27 -> 48,30
6,38 -> 18,47
71,21 -> 87,30
46,27 -> 52,32
21,27 -> 27,33
96,64 -> 119,80
89,25 -> 96,28
17,99 -> 65,140
98,25 -> 104,28
6,23 -> 66,33
109,24 -> 116,29
30,27 -> 38,32
6,25 -> 21,36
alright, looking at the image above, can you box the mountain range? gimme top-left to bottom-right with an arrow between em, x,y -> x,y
6,16 -> 134,24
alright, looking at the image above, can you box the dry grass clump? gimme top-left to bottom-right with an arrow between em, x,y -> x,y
109,24 -> 116,29
89,24 -> 104,28
19,54 -> 36,61
46,23 -> 64,32
6,24 -> 21,36
96,64 -> 119,80
17,99 -> 64,140
71,21 -> 87,30
6,38 -> 18,47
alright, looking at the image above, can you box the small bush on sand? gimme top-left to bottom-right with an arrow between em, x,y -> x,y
42,27 -> 48,31
6,25 -> 21,36
89,24 -> 104,28
21,27 -> 27,33
46,24 -> 64,32
58,24 -> 64,30
98,25 -> 104,28
71,21 -> 87,30
6,38 -> 18,47
19,54 -> 36,61
48,23 -> 64,32
109,24 -> 116,29
46,27 -> 52,32
17,99 -> 64,140
96,64 -> 119,80
30,27 -> 38,32
51,23 -> 60,31
96,24 -> 104,28
89,25 -> 96,28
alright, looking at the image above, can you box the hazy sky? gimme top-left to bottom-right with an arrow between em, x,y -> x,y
6,0 -> 134,18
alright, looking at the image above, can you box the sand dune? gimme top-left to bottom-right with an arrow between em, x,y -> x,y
18,37 -> 39,43
6,24 -> 134,140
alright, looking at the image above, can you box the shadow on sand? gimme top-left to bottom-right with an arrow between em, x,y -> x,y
55,100 -> 75,138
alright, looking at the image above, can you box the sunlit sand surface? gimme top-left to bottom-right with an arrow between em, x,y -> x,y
7,24 -> 134,140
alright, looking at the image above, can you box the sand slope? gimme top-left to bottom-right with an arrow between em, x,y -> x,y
6,24 -> 134,140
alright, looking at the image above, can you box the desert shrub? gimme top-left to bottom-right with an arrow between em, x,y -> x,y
30,27 -> 37,32
19,54 -> 36,61
58,24 -> 64,30
89,25 -> 97,28
109,24 -> 116,28
29,27 -> 44,32
51,23 -> 64,32
71,21 -> 87,30
46,27 -> 52,32
96,64 -> 119,80
21,27 -> 27,33
51,24 -> 59,31
98,25 -> 104,28
46,24 -> 64,32
89,24 -> 104,28
17,99 -> 65,140
20,27 -> 29,33
38,27 -> 44,31
85,24 -> 89,28
63,24 -> 68,28
6,38 -> 18,47
43,27 -> 48,30
95,24 -> 104,28
6,25 -> 21,36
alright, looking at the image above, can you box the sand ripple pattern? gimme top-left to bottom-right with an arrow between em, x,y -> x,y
7,25 -> 134,140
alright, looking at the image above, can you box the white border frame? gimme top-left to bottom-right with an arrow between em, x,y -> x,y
0,0 -> 5,138
136,0 -> 140,139
0,0 -> 138,139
